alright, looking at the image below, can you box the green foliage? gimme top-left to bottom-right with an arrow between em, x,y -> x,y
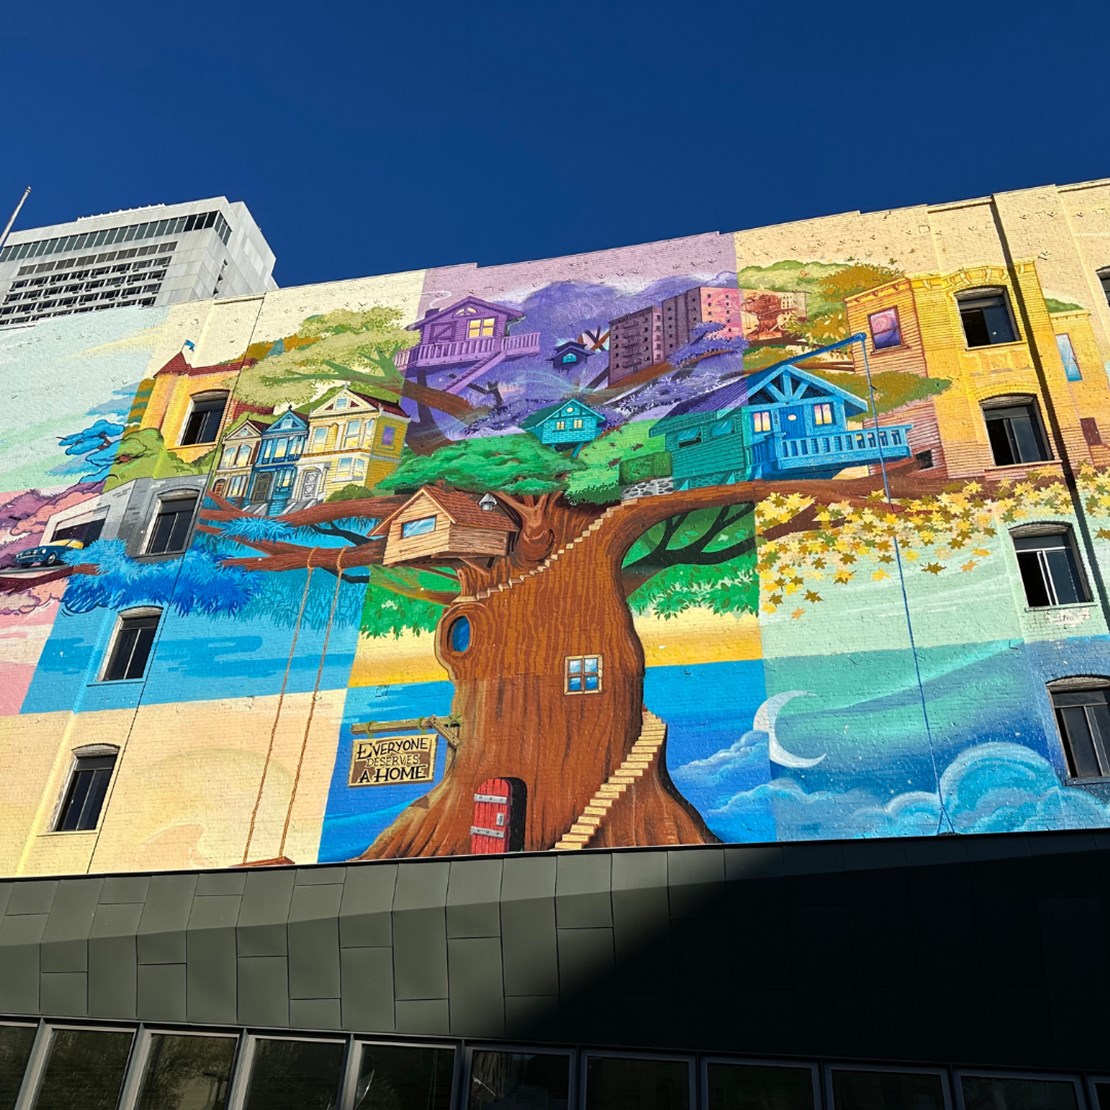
800,366 -> 950,415
327,483 -> 376,503
105,427 -> 206,490
565,422 -> 664,504
379,434 -> 577,495
1045,297 -> 1084,314
235,306 -> 415,407
358,566 -> 454,637
628,559 -> 758,619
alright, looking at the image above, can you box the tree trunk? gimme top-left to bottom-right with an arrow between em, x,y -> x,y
360,498 -> 716,858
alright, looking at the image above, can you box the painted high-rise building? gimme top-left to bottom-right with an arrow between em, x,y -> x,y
0,197 -> 276,328
662,285 -> 745,356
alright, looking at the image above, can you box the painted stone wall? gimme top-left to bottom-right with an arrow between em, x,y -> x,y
3,180 -> 1110,877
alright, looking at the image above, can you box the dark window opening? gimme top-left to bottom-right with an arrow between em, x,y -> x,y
242,1038 -> 344,1110
915,449 -> 935,470
145,494 -> 198,555
103,610 -> 161,681
1099,267 -> 1110,309
1013,530 -> 1090,608
983,402 -> 1050,465
448,616 -> 471,653
56,752 -> 117,831
33,1028 -> 133,1110
180,393 -> 228,446
958,289 -> 1017,347
1082,417 -> 1103,447
1052,683 -> 1110,778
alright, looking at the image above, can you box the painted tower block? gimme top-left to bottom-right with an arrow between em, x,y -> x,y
846,263 -> 1110,479
662,285 -> 744,356
213,417 -> 270,502
608,304 -> 663,383
296,387 -> 410,504
250,409 -> 308,511
140,351 -> 247,464
380,487 -> 517,566
394,295 -> 541,395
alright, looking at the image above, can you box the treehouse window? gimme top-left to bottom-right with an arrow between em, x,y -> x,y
448,616 -> 471,653
402,515 -> 437,539
467,317 -> 496,339
676,428 -> 702,447
562,353 -> 577,363
566,654 -> 602,694
751,411 -> 772,434
556,420 -> 566,430
869,307 -> 902,349
814,403 -> 834,426
573,418 -> 584,430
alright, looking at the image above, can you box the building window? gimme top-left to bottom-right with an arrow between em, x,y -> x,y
555,420 -> 566,431
337,458 -> 352,480
312,427 -> 327,448
711,419 -> 734,437
982,398 -> 1050,465
868,307 -> 902,350
401,515 -> 436,539
467,317 -> 496,339
1099,267 -> 1110,308
813,403 -> 834,426
1012,527 -> 1090,607
1055,333 -> 1082,381
562,353 -> 577,363
573,418 -> 584,430
956,288 -> 1017,347
343,419 -> 362,447
566,654 -> 602,694
1050,680 -> 1110,778
335,397 -> 349,410
55,747 -> 118,831
144,493 -> 198,555
236,443 -> 253,466
180,392 -> 228,446
381,425 -> 395,447
676,428 -> 702,447
102,608 -> 161,681
751,411 -> 772,434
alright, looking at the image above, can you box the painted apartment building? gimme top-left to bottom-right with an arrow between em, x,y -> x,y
3,179 -> 1110,1105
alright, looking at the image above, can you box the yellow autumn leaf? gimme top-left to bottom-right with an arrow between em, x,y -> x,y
961,560 -> 978,572
923,562 -> 945,575
790,608 -> 806,620
872,569 -> 891,581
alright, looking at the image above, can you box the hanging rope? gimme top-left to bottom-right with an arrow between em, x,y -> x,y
242,547 -> 319,863
278,544 -> 347,860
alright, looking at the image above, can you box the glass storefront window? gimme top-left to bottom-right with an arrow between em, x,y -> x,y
469,1050 -> 568,1109
831,1068 -> 947,1110
241,1038 -> 344,1110
136,1033 -> 237,1110
32,1028 -> 133,1110
0,1025 -> 37,1110
961,1075 -> 1079,1110
707,1062 -> 815,1110
353,1044 -> 454,1109
584,1056 -> 691,1110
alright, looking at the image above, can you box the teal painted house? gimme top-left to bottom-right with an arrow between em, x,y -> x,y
525,399 -> 606,451
651,359 -> 913,488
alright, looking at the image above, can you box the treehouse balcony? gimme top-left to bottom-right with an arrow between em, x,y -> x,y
394,331 -> 541,372
753,423 -> 913,478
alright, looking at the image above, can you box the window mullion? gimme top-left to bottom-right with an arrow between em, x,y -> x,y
13,1020 -> 50,1110
1038,550 -> 1058,606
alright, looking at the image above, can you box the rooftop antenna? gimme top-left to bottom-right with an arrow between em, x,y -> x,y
0,186 -> 31,254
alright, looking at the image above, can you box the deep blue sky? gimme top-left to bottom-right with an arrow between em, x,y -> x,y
3,1 -> 1106,287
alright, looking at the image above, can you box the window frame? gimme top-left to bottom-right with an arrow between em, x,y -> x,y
703,1055 -> 822,1110
142,490 -> 199,557
581,1050 -> 696,1110
464,1043 -> 568,1110
868,306 -> 903,351
179,390 -> 229,447
565,653 -> 603,695
1048,677 -> 1110,780
226,1032 -> 350,1110
955,287 -> 1019,348
826,1062 -> 952,1110
18,1023 -> 138,1109
401,515 -> 437,539
52,744 -> 119,833
954,1069 -> 1085,1110
1097,266 -> 1110,309
981,395 -> 1052,467
116,1025 -> 241,1109
100,606 -> 162,683
1011,525 -> 1091,609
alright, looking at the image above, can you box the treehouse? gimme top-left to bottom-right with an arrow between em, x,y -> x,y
522,399 -> 605,452
651,358 -> 914,487
379,487 -> 518,566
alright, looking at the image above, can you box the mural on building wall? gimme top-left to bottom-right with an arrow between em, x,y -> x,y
4,222 -> 1110,876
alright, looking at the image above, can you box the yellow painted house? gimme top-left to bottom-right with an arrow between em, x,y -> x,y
295,386 -> 410,500
138,351 -> 246,465
845,262 -> 1110,479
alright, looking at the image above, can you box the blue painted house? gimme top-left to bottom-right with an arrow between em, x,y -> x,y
524,400 -> 606,453
651,360 -> 912,487
249,409 -> 309,512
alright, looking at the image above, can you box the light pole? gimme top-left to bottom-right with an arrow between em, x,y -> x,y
0,186 -> 31,254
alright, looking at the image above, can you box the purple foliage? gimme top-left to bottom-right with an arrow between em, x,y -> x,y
666,321 -> 747,368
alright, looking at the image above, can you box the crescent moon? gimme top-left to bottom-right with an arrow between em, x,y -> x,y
755,691 -> 826,769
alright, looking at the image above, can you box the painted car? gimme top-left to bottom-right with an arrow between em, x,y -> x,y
14,538 -> 85,568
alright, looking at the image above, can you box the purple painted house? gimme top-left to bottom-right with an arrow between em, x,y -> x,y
395,296 -> 541,395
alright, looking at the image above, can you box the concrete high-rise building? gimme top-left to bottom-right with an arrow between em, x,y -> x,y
0,197 -> 276,328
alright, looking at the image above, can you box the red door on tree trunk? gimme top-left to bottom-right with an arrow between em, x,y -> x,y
470,777 -> 526,854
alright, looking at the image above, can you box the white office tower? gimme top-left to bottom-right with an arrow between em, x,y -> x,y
0,197 -> 277,326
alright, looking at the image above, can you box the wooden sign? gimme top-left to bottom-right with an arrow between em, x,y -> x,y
349,734 -> 437,787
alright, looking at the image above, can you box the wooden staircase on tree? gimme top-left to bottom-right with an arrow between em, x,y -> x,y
553,709 -> 668,850
460,503 -> 626,603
